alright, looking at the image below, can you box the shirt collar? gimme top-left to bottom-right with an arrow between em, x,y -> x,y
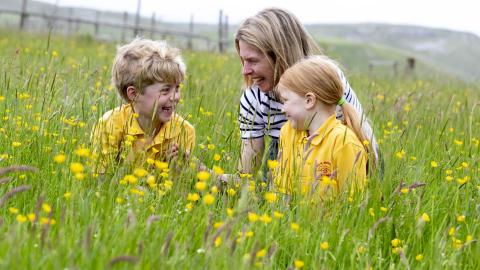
124,104 -> 182,141
305,114 -> 340,146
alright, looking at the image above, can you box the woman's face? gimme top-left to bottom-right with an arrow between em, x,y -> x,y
238,40 -> 274,92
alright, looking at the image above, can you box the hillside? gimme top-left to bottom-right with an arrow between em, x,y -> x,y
1,0 -> 479,83
308,24 -> 480,83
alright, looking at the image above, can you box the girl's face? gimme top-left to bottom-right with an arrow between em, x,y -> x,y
278,87 -> 310,130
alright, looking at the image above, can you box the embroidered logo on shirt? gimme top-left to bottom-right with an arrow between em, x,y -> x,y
316,161 -> 332,177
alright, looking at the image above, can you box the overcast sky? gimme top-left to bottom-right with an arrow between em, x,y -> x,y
37,0 -> 480,37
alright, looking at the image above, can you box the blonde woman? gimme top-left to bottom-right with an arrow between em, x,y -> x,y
275,56 -> 367,198
235,7 -> 378,177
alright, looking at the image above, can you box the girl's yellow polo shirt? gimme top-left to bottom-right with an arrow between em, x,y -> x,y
274,114 -> 367,198
91,104 -> 195,173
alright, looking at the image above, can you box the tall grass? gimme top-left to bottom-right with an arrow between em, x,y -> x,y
0,30 -> 479,269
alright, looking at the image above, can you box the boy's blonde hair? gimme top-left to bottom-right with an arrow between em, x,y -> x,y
112,38 -> 186,102
235,7 -> 321,89
278,56 -> 368,148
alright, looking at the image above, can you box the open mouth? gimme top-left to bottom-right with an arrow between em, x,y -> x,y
161,106 -> 173,112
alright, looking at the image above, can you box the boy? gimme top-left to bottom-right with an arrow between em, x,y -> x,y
91,38 -> 195,173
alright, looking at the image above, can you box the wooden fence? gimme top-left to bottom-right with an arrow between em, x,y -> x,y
0,1 -> 230,52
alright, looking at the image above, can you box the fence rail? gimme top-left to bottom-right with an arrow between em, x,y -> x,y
0,5 -> 230,52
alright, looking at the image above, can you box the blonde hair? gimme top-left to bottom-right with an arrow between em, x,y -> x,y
112,38 -> 186,102
278,56 -> 368,149
235,7 -> 321,88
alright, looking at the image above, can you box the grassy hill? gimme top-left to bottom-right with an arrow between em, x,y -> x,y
308,23 -> 480,83
1,0 -> 479,83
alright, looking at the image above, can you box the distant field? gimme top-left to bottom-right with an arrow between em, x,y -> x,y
0,31 -> 479,269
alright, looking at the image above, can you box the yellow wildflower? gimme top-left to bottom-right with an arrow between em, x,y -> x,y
273,211 -> 284,218
27,213 -> 35,222
421,213 -> 431,222
70,162 -> 84,174
42,203 -> 52,213
12,141 -> 22,147
259,214 -> 272,224
294,260 -> 304,269
16,214 -> 27,224
214,236 -> 222,247
267,159 -> 278,169
213,165 -> 224,175
155,161 -> 168,170
74,147 -> 90,157
203,194 -> 215,205
264,192 -> 277,203
53,154 -> 66,163
256,249 -> 266,258
133,168 -> 148,177
248,212 -> 258,222
391,238 -> 401,247
227,188 -> 236,196
187,193 -> 200,202
195,181 -> 207,191
197,171 -> 211,181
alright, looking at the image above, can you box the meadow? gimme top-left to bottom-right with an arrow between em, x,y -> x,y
0,30 -> 479,269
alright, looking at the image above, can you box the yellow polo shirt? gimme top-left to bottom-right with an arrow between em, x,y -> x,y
274,114 -> 367,199
91,103 -> 195,173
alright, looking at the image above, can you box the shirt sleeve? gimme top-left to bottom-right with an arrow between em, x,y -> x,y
181,122 -> 196,153
90,115 -> 122,174
238,87 -> 265,139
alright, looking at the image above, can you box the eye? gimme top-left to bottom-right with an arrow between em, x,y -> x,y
160,88 -> 170,94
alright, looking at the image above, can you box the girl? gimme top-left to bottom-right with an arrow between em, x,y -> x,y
275,56 -> 368,199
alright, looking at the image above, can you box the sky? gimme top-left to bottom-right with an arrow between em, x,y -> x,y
37,0 -> 480,37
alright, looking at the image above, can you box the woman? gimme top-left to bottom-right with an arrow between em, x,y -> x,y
235,7 -> 378,176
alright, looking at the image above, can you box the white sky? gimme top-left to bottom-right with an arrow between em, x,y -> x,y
37,0 -> 480,37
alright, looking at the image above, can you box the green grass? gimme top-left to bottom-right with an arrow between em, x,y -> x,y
0,30 -> 479,269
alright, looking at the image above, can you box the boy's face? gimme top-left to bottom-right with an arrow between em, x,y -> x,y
238,40 -> 274,92
133,82 -> 181,123
278,87 -> 309,130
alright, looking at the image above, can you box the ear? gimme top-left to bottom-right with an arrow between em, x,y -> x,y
304,92 -> 316,109
126,86 -> 138,102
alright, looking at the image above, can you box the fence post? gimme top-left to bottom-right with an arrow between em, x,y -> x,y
218,9 -> 224,53
150,12 -> 155,39
134,0 -> 142,37
223,14 -> 228,50
19,0 -> 28,30
405,57 -> 416,76
187,14 -> 194,50
94,11 -> 100,37
121,12 -> 128,42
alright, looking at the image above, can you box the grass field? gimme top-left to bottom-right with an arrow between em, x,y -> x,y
0,30 -> 479,269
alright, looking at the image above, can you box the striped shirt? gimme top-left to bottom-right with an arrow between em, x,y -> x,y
238,65 -> 379,160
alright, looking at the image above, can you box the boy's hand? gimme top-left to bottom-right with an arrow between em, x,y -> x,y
166,143 -> 179,160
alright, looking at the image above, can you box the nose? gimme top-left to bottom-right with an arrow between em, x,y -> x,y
242,63 -> 253,76
170,90 -> 180,102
